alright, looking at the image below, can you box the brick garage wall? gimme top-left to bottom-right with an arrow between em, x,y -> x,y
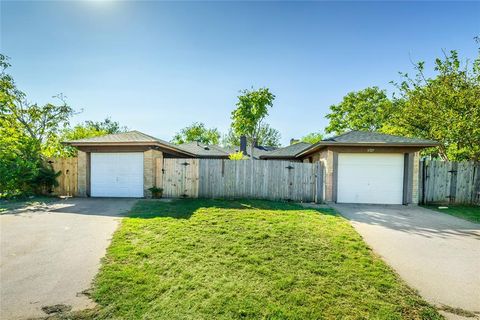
411,152 -> 420,204
77,151 -> 87,197
143,149 -> 163,198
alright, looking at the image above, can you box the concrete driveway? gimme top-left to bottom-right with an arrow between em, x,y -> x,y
333,204 -> 480,319
0,198 -> 136,320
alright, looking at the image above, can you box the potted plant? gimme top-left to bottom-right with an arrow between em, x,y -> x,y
148,186 -> 163,199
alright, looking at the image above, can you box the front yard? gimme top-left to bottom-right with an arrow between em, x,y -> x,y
87,199 -> 439,319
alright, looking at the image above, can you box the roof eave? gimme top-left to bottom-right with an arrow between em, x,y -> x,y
65,141 -> 196,157
296,141 -> 439,158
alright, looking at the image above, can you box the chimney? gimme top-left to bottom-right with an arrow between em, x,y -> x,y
290,138 -> 299,145
240,135 -> 247,155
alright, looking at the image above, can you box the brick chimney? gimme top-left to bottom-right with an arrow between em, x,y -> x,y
240,135 -> 247,155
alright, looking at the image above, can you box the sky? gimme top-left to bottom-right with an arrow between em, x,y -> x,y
1,1 -> 479,146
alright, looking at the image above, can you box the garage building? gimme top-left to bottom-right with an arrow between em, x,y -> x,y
295,131 -> 438,205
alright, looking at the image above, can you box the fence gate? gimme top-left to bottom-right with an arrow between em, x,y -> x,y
48,157 -> 78,196
162,159 -> 199,198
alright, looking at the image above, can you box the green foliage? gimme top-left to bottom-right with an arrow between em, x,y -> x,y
171,122 -> 220,145
300,132 -> 324,144
91,199 -> 441,319
223,123 -> 281,148
324,45 -> 480,161
325,87 -> 394,135
44,118 -> 126,157
386,49 -> 480,161
0,54 -> 71,196
148,186 -> 164,198
231,88 -> 276,155
228,151 -> 246,160
84,117 -> 128,134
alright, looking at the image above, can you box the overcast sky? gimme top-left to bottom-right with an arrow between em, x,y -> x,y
1,1 -> 479,145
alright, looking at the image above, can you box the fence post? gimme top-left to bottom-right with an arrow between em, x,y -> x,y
448,162 -> 458,204
315,162 -> 324,204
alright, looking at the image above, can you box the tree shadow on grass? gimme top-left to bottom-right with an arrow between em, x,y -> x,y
127,198 -> 337,220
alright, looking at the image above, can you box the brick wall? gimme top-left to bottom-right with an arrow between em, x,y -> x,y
77,151 -> 87,197
143,149 -> 163,198
411,152 -> 420,204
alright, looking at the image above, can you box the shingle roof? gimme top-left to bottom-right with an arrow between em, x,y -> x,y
261,142 -> 312,159
176,142 -> 230,158
324,131 -> 438,144
66,130 -> 194,155
296,130 -> 438,158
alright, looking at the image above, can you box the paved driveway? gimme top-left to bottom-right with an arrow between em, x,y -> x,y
333,204 -> 480,318
0,198 -> 136,320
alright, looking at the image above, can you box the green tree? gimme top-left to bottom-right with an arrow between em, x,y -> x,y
44,117 -> 127,157
223,123 -> 281,148
230,88 -> 276,158
325,87 -> 394,135
0,54 -> 73,196
171,122 -> 220,145
386,49 -> 480,161
85,117 -> 128,134
300,132 -> 324,144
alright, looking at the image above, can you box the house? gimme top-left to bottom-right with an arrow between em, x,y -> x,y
66,130 -> 279,197
293,131 -> 438,205
66,130 -> 437,205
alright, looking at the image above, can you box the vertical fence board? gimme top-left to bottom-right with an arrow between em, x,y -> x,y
420,160 -> 479,205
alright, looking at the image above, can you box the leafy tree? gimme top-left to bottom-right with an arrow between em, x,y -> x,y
0,54 -> 73,196
325,87 -> 394,135
386,49 -> 480,161
300,132 -> 324,144
44,117 -> 127,157
223,123 -> 281,148
230,88 -> 276,157
171,122 -> 220,145
84,117 -> 127,134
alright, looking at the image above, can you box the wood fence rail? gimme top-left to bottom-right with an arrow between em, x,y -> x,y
419,160 -> 480,205
159,159 -> 324,203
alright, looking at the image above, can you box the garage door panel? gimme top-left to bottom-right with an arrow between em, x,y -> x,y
337,153 -> 404,204
90,153 -> 144,198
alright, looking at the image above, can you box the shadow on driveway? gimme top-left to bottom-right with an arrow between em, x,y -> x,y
333,204 -> 480,316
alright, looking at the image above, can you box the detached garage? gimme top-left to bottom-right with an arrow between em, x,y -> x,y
296,131 -> 438,205
66,131 -> 196,198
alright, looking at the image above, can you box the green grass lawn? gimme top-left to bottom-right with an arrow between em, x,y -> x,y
88,199 -> 441,320
424,204 -> 480,223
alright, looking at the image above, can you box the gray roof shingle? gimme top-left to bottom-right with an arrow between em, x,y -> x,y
296,130 -> 438,157
261,142 -> 312,159
324,131 -> 438,144
66,130 -> 193,155
176,142 -> 230,158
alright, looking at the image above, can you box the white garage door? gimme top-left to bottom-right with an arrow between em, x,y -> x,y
337,153 -> 404,204
90,153 -> 144,197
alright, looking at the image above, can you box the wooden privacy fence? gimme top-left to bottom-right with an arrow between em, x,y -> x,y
48,157 -> 77,196
419,160 -> 480,205
159,159 -> 324,203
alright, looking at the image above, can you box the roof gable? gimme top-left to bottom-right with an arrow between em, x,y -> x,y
66,130 -> 194,156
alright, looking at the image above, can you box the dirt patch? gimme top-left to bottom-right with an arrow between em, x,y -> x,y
439,305 -> 478,318
41,304 -> 72,315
